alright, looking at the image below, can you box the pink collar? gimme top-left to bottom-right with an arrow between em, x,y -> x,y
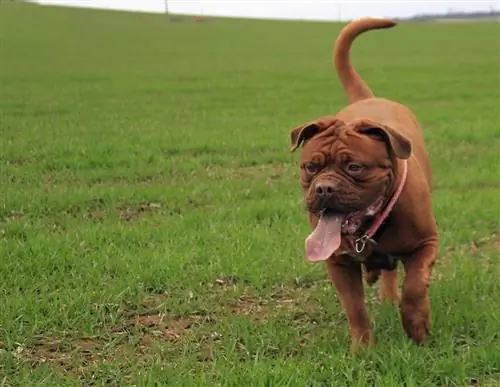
354,160 -> 408,254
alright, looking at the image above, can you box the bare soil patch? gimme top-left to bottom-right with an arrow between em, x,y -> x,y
6,158 -> 29,166
11,278 -> 328,377
205,162 -> 294,182
65,198 -> 163,223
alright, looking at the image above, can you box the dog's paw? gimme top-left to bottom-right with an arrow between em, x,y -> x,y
400,301 -> 431,344
349,334 -> 375,355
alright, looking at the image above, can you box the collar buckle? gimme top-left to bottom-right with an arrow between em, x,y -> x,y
355,235 -> 369,254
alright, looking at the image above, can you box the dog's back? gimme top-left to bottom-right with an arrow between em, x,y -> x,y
337,99 -> 432,186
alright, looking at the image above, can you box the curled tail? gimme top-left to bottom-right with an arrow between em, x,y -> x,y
333,18 -> 396,104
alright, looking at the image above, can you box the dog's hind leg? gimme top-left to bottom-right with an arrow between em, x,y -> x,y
379,268 -> 400,304
364,253 -> 400,304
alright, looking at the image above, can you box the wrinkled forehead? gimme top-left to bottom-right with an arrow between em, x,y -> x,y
301,127 -> 390,164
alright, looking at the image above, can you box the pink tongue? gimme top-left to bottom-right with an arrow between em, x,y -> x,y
305,214 -> 343,262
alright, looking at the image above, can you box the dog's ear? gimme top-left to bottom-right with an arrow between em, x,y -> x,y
290,116 -> 342,152
290,123 -> 321,152
353,119 -> 412,159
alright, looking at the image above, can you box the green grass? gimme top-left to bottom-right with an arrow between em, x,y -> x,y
1,3 -> 500,385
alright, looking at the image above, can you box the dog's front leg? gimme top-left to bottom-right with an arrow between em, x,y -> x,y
325,258 -> 373,352
400,241 -> 438,344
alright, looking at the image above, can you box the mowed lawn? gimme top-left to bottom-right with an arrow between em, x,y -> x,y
1,3 -> 500,385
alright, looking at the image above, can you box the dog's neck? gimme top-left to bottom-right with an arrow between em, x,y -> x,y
365,160 -> 408,238
343,160 -> 408,239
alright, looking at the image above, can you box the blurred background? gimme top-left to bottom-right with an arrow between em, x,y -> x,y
29,0 -> 500,21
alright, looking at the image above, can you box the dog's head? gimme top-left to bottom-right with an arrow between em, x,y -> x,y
290,116 -> 412,261
291,116 -> 411,214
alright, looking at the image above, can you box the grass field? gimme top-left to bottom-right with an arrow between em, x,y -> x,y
1,3 -> 500,385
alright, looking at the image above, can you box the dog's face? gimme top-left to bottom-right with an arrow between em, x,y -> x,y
291,116 -> 412,218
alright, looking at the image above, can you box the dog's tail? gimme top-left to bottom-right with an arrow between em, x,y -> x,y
333,18 -> 396,104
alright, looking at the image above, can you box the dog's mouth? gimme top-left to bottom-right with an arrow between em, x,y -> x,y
305,199 -> 385,263
305,209 -> 345,263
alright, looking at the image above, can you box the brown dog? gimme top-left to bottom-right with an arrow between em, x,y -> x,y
290,18 -> 438,352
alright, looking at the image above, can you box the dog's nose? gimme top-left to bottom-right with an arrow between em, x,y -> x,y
315,182 -> 337,197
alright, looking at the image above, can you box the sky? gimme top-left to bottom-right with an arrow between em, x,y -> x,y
32,1 -> 499,21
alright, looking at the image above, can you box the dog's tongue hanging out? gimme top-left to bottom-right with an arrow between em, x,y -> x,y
305,213 -> 344,262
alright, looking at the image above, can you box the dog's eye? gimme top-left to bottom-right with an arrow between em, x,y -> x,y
304,162 -> 320,175
346,163 -> 364,174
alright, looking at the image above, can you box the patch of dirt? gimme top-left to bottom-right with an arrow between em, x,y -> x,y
185,198 -> 215,214
468,233 -> 500,270
133,314 -> 210,344
225,282 -> 326,325
228,294 -> 272,323
6,158 -> 29,166
117,293 -> 213,345
213,275 -> 244,289
14,310 -> 214,379
66,198 -> 106,219
139,293 -> 170,311
1,211 -> 25,223
12,279 -> 326,379
205,162 -> 294,182
469,233 -> 500,254
202,276 -> 325,324
115,201 -> 162,222
65,198 -> 163,223
433,233 -> 499,282
64,198 -> 215,223
12,336 -> 102,374
440,233 -> 499,261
